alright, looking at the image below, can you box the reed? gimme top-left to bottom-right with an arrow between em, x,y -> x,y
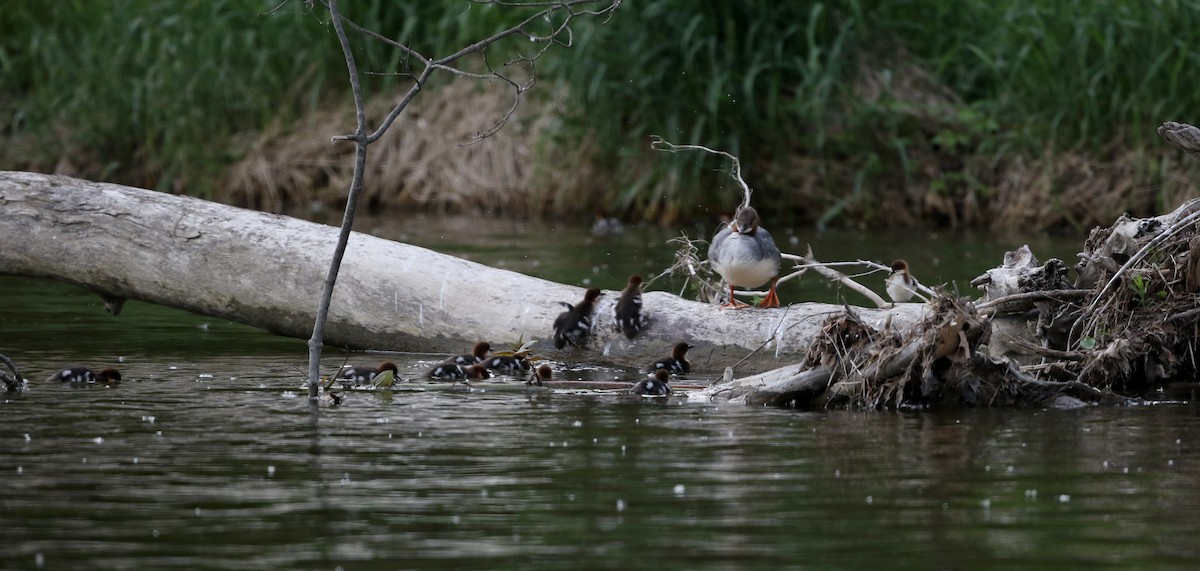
3,0 -> 1200,230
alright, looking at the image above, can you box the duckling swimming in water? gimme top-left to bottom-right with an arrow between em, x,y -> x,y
47,367 -> 122,384
647,342 -> 692,375
631,369 -> 672,396
336,361 -> 399,387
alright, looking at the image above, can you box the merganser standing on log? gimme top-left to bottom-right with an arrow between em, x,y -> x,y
708,205 -> 783,308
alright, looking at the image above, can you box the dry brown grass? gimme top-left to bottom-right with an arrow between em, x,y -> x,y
198,56 -> 1200,231
219,78 -> 617,218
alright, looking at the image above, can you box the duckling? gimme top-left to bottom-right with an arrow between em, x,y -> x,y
528,363 -> 553,386
708,205 -> 783,308
631,369 -> 673,396
648,342 -> 692,376
885,259 -> 917,303
591,209 -> 624,236
485,355 -> 532,375
336,361 -> 399,387
428,363 -> 489,381
47,367 -> 122,384
2,373 -> 27,393
553,288 -> 602,349
447,341 -> 492,366
613,274 -> 649,340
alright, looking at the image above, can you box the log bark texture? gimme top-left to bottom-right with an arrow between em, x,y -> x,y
0,172 -> 929,372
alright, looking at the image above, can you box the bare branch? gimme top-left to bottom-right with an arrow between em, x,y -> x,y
650,136 -> 752,210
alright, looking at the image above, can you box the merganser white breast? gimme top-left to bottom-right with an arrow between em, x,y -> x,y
708,206 -> 783,308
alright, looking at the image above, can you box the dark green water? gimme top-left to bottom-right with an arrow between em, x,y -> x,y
4,215 -> 1200,570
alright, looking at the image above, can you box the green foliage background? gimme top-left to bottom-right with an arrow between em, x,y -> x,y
2,0 -> 1198,227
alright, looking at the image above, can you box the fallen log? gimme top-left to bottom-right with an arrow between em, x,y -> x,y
0,171 -> 929,372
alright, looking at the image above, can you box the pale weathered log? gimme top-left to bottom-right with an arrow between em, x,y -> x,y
0,172 -> 930,372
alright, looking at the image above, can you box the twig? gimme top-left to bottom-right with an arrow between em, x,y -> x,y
650,136 -> 751,210
1079,202 -> 1200,339
799,247 -> 888,308
730,304 -> 793,369
976,289 -> 1090,312
306,0 -> 618,395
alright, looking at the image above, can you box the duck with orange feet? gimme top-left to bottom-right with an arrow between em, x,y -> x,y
553,288 -> 602,349
47,367 -> 122,384
708,205 -> 783,308
648,342 -> 692,376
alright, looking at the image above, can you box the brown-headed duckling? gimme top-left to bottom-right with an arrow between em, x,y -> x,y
484,355 -> 531,375
553,288 -> 603,349
47,367 -> 122,384
647,342 -> 692,375
613,274 -> 649,340
448,341 -> 492,366
336,361 -> 399,387
528,363 -> 553,386
429,363 -> 489,381
885,259 -> 917,303
631,369 -> 672,396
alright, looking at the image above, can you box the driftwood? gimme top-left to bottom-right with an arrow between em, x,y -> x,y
684,121 -> 1200,409
0,171 -> 930,373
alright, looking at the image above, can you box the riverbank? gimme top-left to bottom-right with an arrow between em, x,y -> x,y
4,1 -> 1199,231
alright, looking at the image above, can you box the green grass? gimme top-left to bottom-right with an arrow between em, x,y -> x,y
3,0 -> 1199,227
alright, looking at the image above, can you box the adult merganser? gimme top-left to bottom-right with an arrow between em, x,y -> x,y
428,363 -> 489,380
631,369 -> 672,396
553,288 -> 602,349
529,363 -> 553,386
613,274 -> 649,340
47,367 -> 122,384
485,355 -> 532,375
648,342 -> 692,375
448,341 -> 492,366
885,259 -> 917,303
708,205 -> 783,308
336,361 -> 399,387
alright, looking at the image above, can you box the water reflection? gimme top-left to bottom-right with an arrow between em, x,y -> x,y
4,371 -> 1200,569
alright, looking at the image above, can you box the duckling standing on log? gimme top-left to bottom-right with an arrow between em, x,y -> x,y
631,369 -> 673,396
885,259 -> 917,303
613,274 -> 648,340
648,342 -> 692,375
553,288 -> 602,349
708,206 -> 783,308
47,367 -> 122,384
336,361 -> 399,387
